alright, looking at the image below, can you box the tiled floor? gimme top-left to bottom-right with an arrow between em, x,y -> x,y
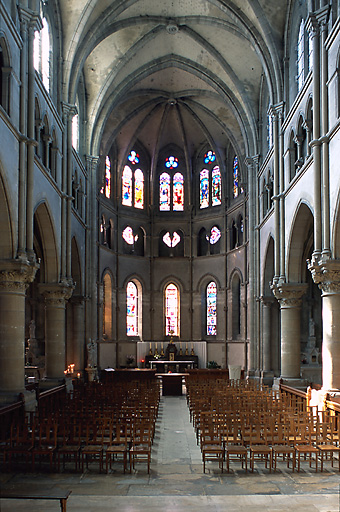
1,395 -> 340,511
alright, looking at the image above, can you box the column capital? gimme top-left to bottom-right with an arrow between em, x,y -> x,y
260,295 -> 275,306
61,102 -> 78,120
0,260 -> 39,292
39,282 -> 74,305
270,282 -> 308,307
18,7 -> 42,32
268,102 -> 284,119
307,258 -> 340,294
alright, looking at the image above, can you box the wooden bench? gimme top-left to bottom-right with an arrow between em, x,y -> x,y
0,490 -> 71,512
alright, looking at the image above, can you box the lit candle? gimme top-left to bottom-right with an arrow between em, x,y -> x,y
77,373 -> 81,379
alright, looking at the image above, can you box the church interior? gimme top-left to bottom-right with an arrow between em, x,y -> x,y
1,0 -> 340,510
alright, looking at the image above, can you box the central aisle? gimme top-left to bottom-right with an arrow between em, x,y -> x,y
152,396 -> 202,467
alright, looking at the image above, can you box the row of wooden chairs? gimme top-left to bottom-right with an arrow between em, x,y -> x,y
3,379 -> 160,474
185,377 -> 340,474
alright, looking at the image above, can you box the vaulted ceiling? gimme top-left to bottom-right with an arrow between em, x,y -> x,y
59,0 -> 288,166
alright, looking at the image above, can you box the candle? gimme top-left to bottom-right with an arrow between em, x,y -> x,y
77,373 -> 81,379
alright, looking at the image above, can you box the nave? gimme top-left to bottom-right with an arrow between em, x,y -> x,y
1,392 -> 340,512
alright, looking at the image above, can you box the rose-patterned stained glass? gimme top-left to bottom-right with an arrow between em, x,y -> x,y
204,150 -> 216,164
163,231 -> 181,248
128,150 -> 139,165
173,172 -> 184,211
207,281 -> 217,335
208,226 -> 221,245
122,226 -> 135,245
211,166 -> 221,206
200,169 -> 209,209
127,281 -> 137,336
165,156 -> 178,169
233,155 -> 239,199
122,165 -> 132,206
160,172 -> 171,211
165,283 -> 179,336
134,168 -> 144,209
104,156 -> 111,198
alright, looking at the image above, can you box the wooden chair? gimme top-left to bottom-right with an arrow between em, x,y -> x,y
129,424 -> 152,473
106,423 -> 128,473
6,421 -> 35,470
80,423 -> 104,473
201,431 -> 224,473
57,422 -> 82,472
294,422 -> 319,472
271,423 -> 296,472
32,422 -> 58,471
248,424 -> 272,473
317,422 -> 340,472
222,423 -> 247,473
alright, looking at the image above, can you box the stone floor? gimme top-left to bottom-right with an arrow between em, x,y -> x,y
1,394 -> 340,511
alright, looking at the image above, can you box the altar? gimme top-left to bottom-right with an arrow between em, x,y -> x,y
137,341 -> 206,370
145,357 -> 198,373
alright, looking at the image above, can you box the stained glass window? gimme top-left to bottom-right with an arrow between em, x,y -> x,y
207,282 -> 217,335
208,226 -> 221,245
165,283 -> 179,336
204,150 -> 216,164
233,156 -> 239,199
200,169 -> 209,209
128,150 -> 139,165
127,281 -> 138,336
297,20 -> 304,92
173,172 -> 184,211
165,156 -> 178,169
211,166 -> 221,206
160,172 -> 171,211
134,169 -> 144,209
122,226 -> 136,245
103,156 -> 111,198
122,166 -> 132,206
163,231 -> 181,248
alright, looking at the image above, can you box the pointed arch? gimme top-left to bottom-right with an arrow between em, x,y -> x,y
33,202 -> 59,283
287,201 -> 314,283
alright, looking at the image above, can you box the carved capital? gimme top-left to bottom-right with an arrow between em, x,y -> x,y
0,260 -> 39,292
308,259 -> 340,295
270,282 -> 307,308
39,283 -> 74,306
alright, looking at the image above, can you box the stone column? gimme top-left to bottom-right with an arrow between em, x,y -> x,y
308,259 -> 340,391
0,261 -> 38,403
261,297 -> 274,372
40,284 -> 74,381
306,14 -> 322,262
271,283 -> 307,381
71,297 -> 85,374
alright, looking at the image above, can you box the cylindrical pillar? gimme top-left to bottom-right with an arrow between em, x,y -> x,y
322,291 -> 340,390
271,283 -> 307,380
41,284 -> 73,380
72,298 -> 85,373
261,298 -> 273,372
0,263 -> 38,401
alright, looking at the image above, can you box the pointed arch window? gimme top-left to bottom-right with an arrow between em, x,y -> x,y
122,150 -> 144,209
233,155 -> 241,198
165,283 -> 179,336
207,282 -> 217,335
103,273 -> 113,338
173,172 -> 184,210
160,172 -> 171,211
127,281 -> 138,336
200,169 -> 209,208
297,20 -> 305,92
101,156 -> 111,198
134,168 -> 144,208
200,151 -> 222,208
211,166 -> 221,206
34,16 -> 51,92
122,166 -> 133,206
